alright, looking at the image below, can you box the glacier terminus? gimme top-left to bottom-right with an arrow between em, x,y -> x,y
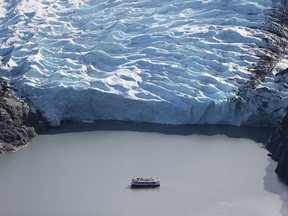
1,0 -> 288,126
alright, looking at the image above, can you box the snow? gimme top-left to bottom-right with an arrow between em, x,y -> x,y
0,0 -> 288,126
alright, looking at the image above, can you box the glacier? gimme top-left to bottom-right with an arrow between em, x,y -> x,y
1,0 -> 288,126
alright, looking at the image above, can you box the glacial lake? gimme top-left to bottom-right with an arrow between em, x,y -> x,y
0,122 -> 288,216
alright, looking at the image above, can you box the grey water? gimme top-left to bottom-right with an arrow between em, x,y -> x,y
0,122 -> 288,216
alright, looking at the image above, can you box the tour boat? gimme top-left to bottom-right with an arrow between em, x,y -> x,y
131,177 -> 160,188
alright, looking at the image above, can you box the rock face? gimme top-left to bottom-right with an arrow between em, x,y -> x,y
267,112 -> 288,184
0,81 -> 45,153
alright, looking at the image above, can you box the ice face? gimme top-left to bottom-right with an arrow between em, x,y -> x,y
0,0 -> 288,126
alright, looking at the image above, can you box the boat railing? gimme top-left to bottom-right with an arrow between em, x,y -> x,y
132,177 -> 159,183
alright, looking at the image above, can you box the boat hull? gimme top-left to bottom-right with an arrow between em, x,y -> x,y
131,184 -> 160,188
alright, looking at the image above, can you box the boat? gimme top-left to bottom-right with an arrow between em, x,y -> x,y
131,177 -> 160,188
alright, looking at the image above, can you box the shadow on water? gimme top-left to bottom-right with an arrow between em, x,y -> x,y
264,158 -> 288,216
125,185 -> 160,191
45,120 -> 275,145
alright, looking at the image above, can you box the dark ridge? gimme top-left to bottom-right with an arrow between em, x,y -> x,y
248,3 -> 288,85
267,112 -> 288,184
0,79 -> 46,154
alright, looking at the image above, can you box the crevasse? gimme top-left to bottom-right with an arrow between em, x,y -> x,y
0,0 -> 288,126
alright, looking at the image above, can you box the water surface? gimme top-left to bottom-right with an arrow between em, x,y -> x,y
0,123 -> 287,216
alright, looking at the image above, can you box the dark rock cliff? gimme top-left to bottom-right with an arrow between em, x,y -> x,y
0,81 -> 46,153
267,112 -> 288,184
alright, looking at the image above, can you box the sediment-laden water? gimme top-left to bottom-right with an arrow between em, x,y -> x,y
0,124 -> 287,216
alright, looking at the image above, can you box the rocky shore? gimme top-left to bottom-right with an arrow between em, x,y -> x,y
0,81 -> 45,154
267,113 -> 288,184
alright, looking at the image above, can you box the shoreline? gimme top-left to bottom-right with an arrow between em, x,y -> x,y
0,80 -> 285,185
46,120 -> 275,145
0,81 -> 45,154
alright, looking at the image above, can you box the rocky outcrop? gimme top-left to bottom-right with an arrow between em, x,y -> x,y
267,112 -> 288,184
0,81 -> 45,153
